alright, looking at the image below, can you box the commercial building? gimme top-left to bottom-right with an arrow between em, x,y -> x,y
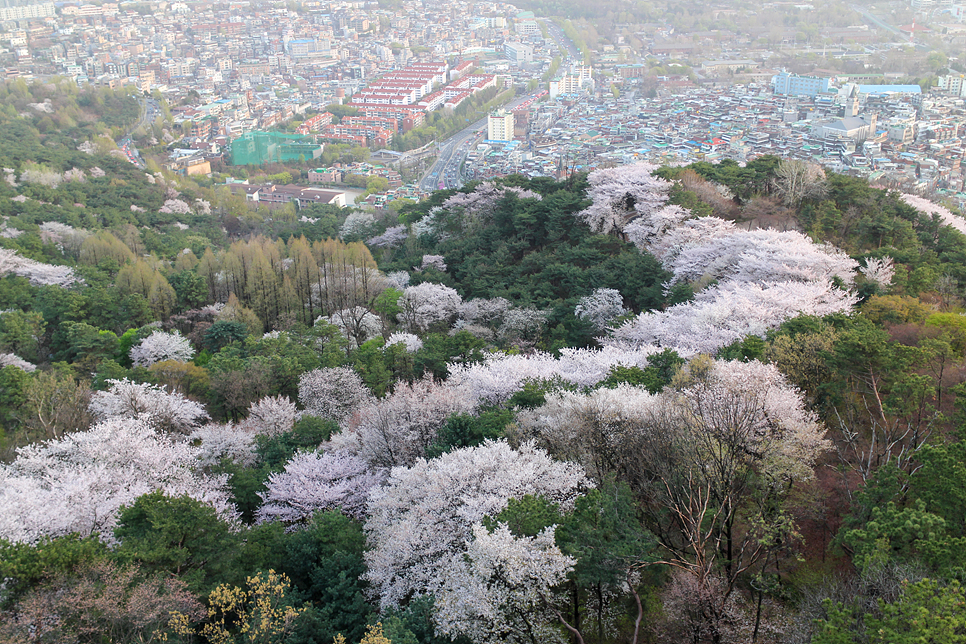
771,71 -> 831,97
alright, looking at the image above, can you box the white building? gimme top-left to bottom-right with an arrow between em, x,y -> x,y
487,110 -> 514,141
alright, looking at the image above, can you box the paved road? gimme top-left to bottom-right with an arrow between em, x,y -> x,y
417,93 -> 538,192
117,97 -> 160,169
541,18 -> 580,61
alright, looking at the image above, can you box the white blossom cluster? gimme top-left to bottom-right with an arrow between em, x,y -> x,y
398,282 -> 462,332
367,225 -> 409,249
89,378 -> 209,434
901,193 -> 966,236
298,366 -> 375,425
579,163 -> 860,353
158,199 -> 192,214
0,418 -> 237,544
334,376 -> 476,468
608,280 -> 858,355
129,330 -> 195,367
860,256 -> 895,289
340,212 -> 376,239
0,247 -> 81,287
363,440 -> 589,610
575,288 -> 628,332
256,450 -> 383,524
447,346 -> 663,405
0,352 -> 36,372
385,332 -> 423,352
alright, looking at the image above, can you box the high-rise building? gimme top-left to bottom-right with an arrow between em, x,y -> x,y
487,110 -> 514,141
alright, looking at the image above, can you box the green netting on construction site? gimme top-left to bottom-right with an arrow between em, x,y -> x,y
228,131 -> 324,165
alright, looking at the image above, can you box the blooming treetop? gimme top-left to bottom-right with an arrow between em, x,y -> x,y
129,330 -> 195,367
333,376 -> 476,468
606,280 -> 858,355
398,282 -> 462,332
363,440 -> 589,610
575,288 -> 629,332
0,352 -> 37,372
298,366 -> 374,425
188,423 -> 257,468
0,417 -> 236,544
577,163 -> 675,235
89,378 -> 209,433
447,346 -> 664,405
244,395 -> 297,436
0,247 -> 81,287
256,450 -> 383,524
860,256 -> 895,289
434,523 -> 575,644
385,332 -> 423,353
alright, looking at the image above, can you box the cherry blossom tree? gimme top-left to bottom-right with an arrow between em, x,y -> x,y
0,248 -> 81,287
439,182 -> 544,234
386,271 -> 410,289
129,330 -> 195,367
575,288 -> 629,332
256,450 -> 383,524
89,378 -> 209,433
188,423 -> 257,467
0,352 -> 36,372
447,346 -> 663,405
243,394 -> 297,436
363,440 -> 589,610
398,282 -> 462,332
158,199 -> 192,215
367,225 -> 409,249
385,332 -> 423,352
663,228 -> 857,287
420,254 -> 447,272
0,417 -> 237,544
607,280 -> 858,355
514,384 -> 660,481
340,212 -> 377,239
860,256 -> 896,290
638,358 -> 827,610
900,194 -> 966,236
459,297 -> 511,327
298,366 -> 374,425
577,163 -> 674,236
434,523 -> 575,644
333,376 -> 476,468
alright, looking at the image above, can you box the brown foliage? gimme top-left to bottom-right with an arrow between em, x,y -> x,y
0,559 -> 204,644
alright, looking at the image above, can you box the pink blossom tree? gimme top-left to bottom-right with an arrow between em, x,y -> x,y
256,450 -> 383,524
577,163 -> 674,236
860,256 -> 895,290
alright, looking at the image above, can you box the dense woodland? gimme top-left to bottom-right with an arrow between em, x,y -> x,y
3,82 -> 966,644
